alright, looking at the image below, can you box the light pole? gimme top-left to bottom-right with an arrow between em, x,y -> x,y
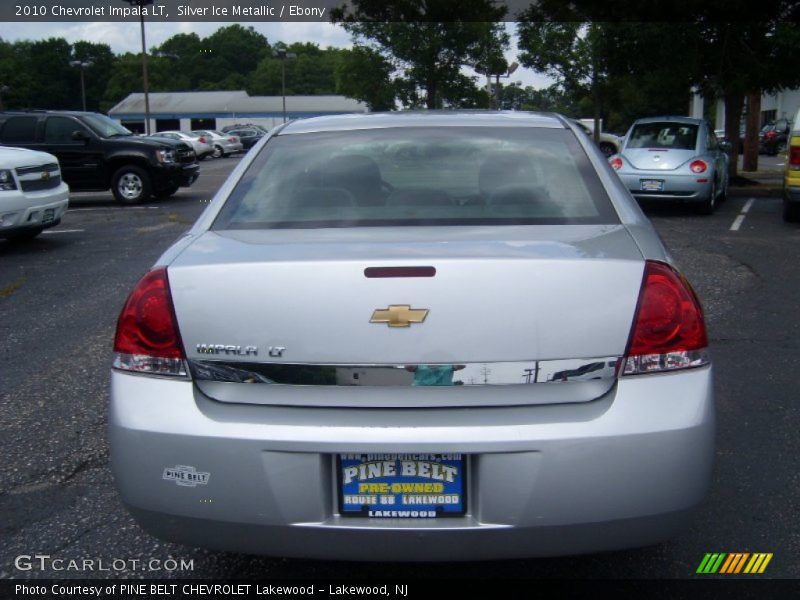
69,60 -> 93,111
272,47 -> 296,123
121,0 -> 154,134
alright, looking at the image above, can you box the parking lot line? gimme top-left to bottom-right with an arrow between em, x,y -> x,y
41,229 -> 85,234
730,198 -> 755,232
70,206 -> 160,212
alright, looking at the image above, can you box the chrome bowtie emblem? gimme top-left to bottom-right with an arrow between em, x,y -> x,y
370,305 -> 429,328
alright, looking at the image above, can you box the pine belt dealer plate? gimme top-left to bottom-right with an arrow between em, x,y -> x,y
338,453 -> 466,518
640,179 -> 665,192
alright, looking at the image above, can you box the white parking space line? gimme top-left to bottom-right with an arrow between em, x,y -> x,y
730,198 -> 755,232
41,229 -> 85,234
69,206 -> 160,212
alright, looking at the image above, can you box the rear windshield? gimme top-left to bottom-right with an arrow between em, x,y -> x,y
213,126 -> 618,230
627,122 -> 698,150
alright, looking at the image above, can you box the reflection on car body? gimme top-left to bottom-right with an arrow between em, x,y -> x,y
110,111 -> 714,560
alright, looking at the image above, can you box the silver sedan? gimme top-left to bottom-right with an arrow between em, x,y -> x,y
610,116 -> 729,214
110,112 -> 714,560
191,130 -> 244,158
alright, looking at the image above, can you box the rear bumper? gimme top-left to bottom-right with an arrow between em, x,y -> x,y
618,171 -> 713,202
110,366 -> 715,560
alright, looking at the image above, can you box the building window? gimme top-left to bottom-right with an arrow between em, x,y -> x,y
191,118 -> 216,130
155,119 -> 180,132
121,121 -> 145,134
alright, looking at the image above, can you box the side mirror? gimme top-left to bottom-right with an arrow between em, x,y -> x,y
71,130 -> 89,142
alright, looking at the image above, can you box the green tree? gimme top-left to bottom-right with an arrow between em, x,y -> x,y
335,46 -> 396,110
332,0 -> 508,109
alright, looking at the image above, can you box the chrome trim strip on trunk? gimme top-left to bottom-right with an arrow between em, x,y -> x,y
189,357 -> 621,408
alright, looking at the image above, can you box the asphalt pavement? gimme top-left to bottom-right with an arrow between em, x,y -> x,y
0,155 -> 797,580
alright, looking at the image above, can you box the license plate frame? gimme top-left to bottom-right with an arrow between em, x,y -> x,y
640,179 -> 665,192
337,453 -> 467,518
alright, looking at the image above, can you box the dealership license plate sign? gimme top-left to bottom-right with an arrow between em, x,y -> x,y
640,179 -> 665,192
338,454 -> 466,518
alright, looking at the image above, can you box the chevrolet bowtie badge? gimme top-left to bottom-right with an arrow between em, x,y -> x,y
370,305 -> 429,328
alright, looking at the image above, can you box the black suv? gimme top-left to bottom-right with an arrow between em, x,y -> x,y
0,111 -> 199,204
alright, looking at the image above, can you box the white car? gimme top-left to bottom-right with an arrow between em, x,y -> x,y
191,130 -> 244,158
572,120 -> 623,157
0,146 -> 69,241
150,131 -> 214,160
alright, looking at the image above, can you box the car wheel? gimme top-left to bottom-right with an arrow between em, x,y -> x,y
599,142 -> 616,158
154,185 -> 180,199
5,227 -> 44,242
112,165 -> 152,205
697,181 -> 716,215
213,145 -> 224,159
783,201 -> 800,223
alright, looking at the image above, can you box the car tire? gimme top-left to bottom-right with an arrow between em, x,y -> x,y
112,165 -> 152,205
783,201 -> 800,223
212,145 -> 224,159
5,227 -> 44,242
697,182 -> 717,215
154,185 -> 180,199
599,142 -> 616,158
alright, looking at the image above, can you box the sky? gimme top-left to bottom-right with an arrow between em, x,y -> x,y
0,21 -> 556,89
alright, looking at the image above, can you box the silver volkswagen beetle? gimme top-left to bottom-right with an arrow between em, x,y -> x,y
610,116 -> 729,214
110,112 -> 714,560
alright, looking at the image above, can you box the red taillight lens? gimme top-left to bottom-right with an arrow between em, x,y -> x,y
690,160 -> 707,174
198,136 -> 206,143
229,136 -> 238,143
114,268 -> 187,376
789,145 -> 800,169
609,157 -> 623,170
623,261 -> 709,375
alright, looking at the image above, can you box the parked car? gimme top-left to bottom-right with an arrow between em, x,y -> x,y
224,127 -> 265,150
0,111 -> 199,204
0,146 -> 69,240
610,116 -> 729,214
783,108 -> 800,222
221,123 -> 269,134
759,118 -> 791,156
150,131 -> 214,160
111,111 -> 714,560
191,130 -> 243,158
571,119 -> 622,157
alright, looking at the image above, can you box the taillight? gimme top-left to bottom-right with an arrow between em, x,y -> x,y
690,160 -> 707,173
609,157 -> 623,170
198,136 -> 206,144
622,261 -> 709,375
113,267 -> 187,377
789,145 -> 800,170
229,136 -> 238,143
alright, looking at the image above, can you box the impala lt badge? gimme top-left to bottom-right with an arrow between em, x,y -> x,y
196,344 -> 258,356
370,305 -> 429,328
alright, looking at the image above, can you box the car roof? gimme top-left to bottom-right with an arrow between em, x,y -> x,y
279,111 -> 568,135
631,116 -> 705,126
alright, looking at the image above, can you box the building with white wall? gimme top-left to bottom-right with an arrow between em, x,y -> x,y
108,91 -> 368,133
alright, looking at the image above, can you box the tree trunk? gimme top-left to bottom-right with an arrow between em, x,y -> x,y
724,91 -> 744,180
742,92 -> 760,172
426,80 -> 437,109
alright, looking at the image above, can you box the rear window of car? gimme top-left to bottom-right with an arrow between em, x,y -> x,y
213,126 -> 618,230
627,122 -> 698,150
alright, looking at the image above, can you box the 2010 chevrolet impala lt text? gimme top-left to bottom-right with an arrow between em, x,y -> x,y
109,112 -> 714,560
